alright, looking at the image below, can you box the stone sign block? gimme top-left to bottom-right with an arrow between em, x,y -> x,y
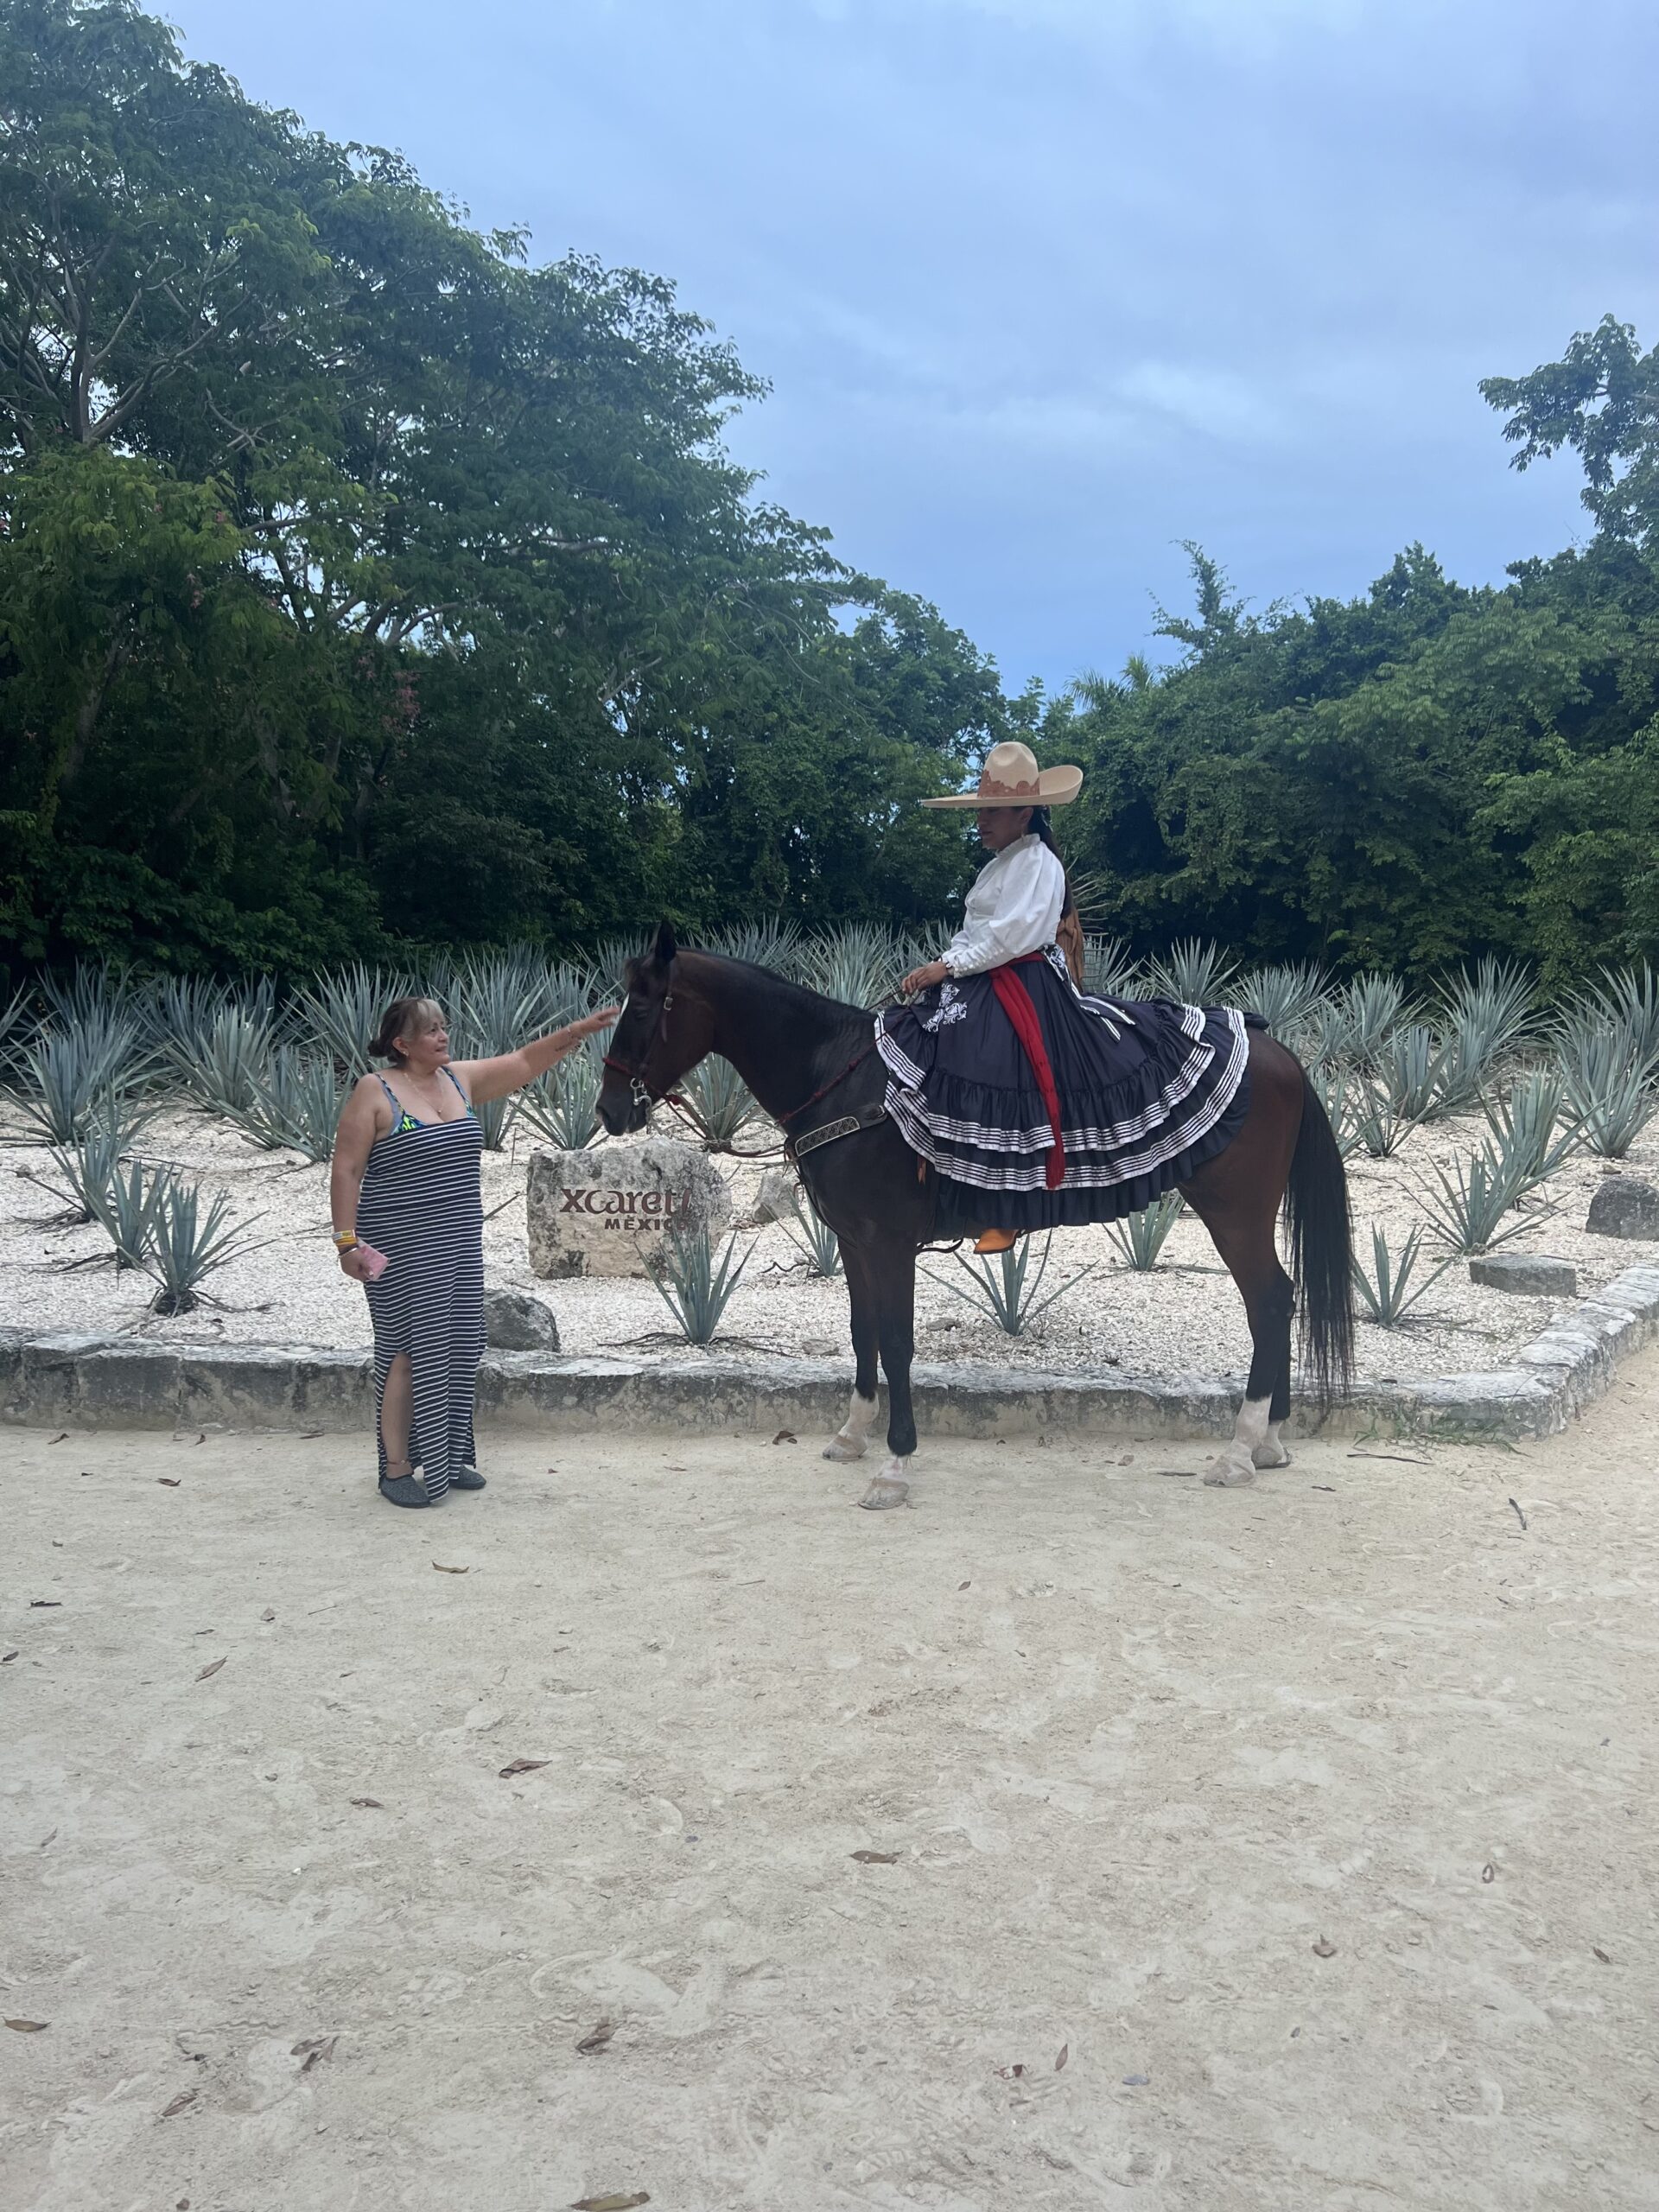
1586,1176 -> 1659,1241
526,1137 -> 732,1280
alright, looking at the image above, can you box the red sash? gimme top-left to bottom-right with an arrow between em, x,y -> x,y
988,953 -> 1065,1190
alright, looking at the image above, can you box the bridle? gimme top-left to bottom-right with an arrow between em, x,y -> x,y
601,975 -> 882,1163
602,988 -> 678,1116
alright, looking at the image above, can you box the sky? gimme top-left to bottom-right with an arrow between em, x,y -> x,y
163,0 -> 1659,695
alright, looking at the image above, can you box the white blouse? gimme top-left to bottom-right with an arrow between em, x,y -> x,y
942,834 -> 1066,977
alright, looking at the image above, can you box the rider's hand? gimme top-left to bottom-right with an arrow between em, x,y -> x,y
338,1245 -> 375,1283
902,960 -> 950,995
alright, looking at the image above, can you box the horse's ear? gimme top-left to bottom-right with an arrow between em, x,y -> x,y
653,918 -> 678,966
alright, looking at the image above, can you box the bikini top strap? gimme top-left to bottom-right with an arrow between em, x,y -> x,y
443,1065 -> 468,1103
375,1074 -> 403,1112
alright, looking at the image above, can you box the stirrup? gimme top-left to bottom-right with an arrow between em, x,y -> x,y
973,1228 -> 1020,1255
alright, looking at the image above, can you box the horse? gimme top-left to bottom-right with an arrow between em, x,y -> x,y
598,922 -> 1353,1509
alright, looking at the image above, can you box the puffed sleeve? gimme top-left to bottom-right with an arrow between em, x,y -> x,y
943,840 -> 1066,976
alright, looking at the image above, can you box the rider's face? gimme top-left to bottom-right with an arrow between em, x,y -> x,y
977,806 -> 1033,852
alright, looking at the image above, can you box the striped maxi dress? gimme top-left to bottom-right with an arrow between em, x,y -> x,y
357,1069 -> 486,1500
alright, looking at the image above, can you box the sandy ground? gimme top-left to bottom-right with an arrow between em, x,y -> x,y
3,1358 -> 1659,2211
3,1106 -> 1656,1386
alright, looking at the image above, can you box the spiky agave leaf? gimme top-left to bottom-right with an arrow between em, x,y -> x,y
145,1180 -> 264,1316
1103,1192 -> 1186,1270
646,1225 -> 756,1345
1146,938 -> 1238,1007
1350,1224 -> 1455,1326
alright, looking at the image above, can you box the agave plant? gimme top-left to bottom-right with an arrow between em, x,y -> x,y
1146,938 -> 1238,1007
707,918 -> 804,975
798,922 -> 907,1009
1555,1015 -> 1659,1158
86,1156 -> 174,1271
647,1224 -> 756,1345
1482,1070 -> 1579,1185
0,982 -> 34,1071
289,963 -> 414,1077
440,950 -> 554,1148
1081,935 -> 1144,1001
144,1179 -> 263,1316
11,1014 -> 154,1144
1351,1224 -> 1456,1327
1103,1191 -> 1185,1270
1335,973 -> 1416,1063
35,1107 -> 129,1225
147,973 -> 276,1064
591,933 -> 654,996
1236,962 -> 1332,1037
1351,1074 -> 1420,1160
1418,1143 -> 1556,1257
779,1185 -> 842,1278
1560,963 -> 1659,1074
678,1055 -> 764,1150
1306,1064 -> 1364,1160
163,1003 -> 277,1121
1433,957 -> 1537,1112
518,1037 -> 605,1149
928,1231 -> 1095,1335
245,1048 -> 344,1161
1379,1025 -> 1447,1122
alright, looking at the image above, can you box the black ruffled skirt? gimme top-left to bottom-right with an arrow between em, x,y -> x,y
875,946 -> 1254,1231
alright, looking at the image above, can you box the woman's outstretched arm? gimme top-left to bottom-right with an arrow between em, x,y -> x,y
456,1006 -> 620,1105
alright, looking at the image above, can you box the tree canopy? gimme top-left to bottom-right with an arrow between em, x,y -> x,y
1,0 -> 1654,988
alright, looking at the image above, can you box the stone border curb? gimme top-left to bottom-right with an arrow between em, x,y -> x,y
3,1264 -> 1656,1442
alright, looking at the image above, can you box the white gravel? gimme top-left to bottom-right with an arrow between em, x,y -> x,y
2,1102 -> 1656,1383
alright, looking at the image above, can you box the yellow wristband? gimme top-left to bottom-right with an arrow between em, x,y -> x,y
333,1232 -> 359,1249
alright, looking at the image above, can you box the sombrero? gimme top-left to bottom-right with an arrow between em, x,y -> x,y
919,740 -> 1083,810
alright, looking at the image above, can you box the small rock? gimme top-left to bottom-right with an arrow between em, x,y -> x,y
482,1287 -> 560,1352
1586,1176 -> 1659,1240
750,1168 -> 800,1227
1468,1254 -> 1578,1297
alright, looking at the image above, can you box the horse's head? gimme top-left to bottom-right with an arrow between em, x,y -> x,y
596,920 -> 715,1136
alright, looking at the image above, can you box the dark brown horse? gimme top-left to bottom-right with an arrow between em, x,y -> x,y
598,924 -> 1353,1508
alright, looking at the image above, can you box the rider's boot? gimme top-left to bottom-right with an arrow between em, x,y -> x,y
973,1228 -> 1020,1255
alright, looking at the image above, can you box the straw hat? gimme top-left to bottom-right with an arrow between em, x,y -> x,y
919,741 -> 1083,810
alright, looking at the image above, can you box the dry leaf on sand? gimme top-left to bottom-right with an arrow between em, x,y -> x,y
850,1849 -> 899,1864
158,1478 -> 181,1487
570,2195 -> 650,2210
161,2088 -> 198,2118
1312,1936 -> 1337,1958
432,1562 -> 469,1574
5,2018 -> 48,2032
195,1656 -> 226,1681
575,2020 -> 615,2054
499,1758 -> 549,1777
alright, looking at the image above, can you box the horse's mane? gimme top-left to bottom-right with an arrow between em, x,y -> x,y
638,947 -> 876,1028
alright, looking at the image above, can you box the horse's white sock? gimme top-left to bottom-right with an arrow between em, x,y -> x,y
1205,1394 -> 1272,1487
823,1389 -> 878,1464
1255,1417 -> 1291,1469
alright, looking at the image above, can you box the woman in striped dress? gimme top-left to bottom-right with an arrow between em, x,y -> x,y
330,995 -> 617,1509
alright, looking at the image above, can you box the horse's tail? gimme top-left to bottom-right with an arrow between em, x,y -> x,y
1285,1066 -> 1354,1407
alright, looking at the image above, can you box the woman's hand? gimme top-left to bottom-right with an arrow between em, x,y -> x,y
337,1245 -> 376,1284
901,960 -> 950,996
571,1005 -> 621,1039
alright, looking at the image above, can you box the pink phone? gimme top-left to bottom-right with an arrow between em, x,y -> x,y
358,1242 -> 389,1280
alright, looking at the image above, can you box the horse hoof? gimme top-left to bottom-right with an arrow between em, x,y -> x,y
1203,1450 -> 1258,1488
857,1477 -> 909,1510
823,1437 -> 868,1464
1252,1440 -> 1292,1470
